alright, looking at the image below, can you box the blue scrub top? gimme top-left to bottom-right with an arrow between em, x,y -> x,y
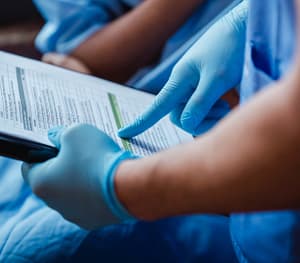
240,0 -> 296,102
231,1 -> 300,262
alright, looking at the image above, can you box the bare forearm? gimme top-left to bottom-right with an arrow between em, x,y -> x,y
116,76 -> 300,220
72,0 -> 204,82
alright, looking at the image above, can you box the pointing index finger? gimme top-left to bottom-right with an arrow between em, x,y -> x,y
118,88 -> 177,138
118,65 -> 198,138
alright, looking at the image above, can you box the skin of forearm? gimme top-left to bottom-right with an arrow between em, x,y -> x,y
115,73 -> 300,220
72,0 -> 204,83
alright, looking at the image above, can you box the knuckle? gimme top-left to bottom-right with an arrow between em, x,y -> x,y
62,124 -> 94,141
179,62 -> 200,83
164,79 -> 178,90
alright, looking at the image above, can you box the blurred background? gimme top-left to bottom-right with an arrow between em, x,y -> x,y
0,1 -> 42,59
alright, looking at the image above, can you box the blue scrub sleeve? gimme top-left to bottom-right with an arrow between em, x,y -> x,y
71,215 -> 238,263
33,0 -> 137,54
230,212 -> 300,263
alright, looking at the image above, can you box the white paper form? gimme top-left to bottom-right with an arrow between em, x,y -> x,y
0,52 -> 192,156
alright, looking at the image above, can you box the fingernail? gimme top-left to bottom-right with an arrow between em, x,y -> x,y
117,129 -> 125,137
118,128 -> 130,139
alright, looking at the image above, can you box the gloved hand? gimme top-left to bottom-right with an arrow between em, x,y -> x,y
119,0 -> 248,137
22,124 -> 135,230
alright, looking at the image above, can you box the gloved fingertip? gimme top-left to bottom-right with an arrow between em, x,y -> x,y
48,126 -> 65,148
118,127 -> 133,139
48,126 -> 63,137
180,112 -> 200,134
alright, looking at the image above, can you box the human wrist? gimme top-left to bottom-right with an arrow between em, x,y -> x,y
113,158 -> 143,219
114,156 -> 162,220
101,151 -> 137,222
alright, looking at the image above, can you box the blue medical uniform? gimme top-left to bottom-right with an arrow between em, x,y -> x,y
231,0 -> 300,262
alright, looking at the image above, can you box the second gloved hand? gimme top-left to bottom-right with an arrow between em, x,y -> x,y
22,124 -> 135,230
119,0 -> 248,137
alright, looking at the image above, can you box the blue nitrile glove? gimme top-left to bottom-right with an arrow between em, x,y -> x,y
33,0 -> 138,54
22,124 -> 136,230
119,0 -> 248,138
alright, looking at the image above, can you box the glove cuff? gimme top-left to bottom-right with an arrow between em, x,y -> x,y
102,151 -> 138,222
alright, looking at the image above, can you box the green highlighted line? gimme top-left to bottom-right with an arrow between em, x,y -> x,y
108,93 -> 132,151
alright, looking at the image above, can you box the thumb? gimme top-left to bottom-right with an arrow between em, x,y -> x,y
48,126 -> 66,149
22,158 -> 58,201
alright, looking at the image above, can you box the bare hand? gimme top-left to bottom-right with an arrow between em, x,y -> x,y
42,53 -> 91,74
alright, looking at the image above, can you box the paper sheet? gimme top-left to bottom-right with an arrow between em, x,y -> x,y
0,52 -> 192,156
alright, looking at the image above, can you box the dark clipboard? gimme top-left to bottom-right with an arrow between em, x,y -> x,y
0,133 -> 58,163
